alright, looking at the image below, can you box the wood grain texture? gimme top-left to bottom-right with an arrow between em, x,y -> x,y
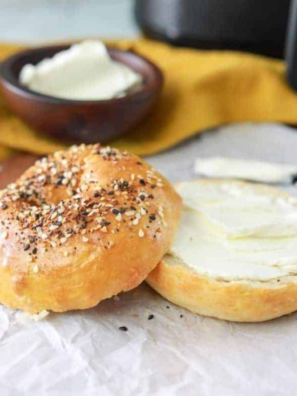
0,153 -> 38,189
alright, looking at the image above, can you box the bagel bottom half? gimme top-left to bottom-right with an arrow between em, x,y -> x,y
147,179 -> 297,322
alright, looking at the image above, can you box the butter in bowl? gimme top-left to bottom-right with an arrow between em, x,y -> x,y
0,40 -> 163,144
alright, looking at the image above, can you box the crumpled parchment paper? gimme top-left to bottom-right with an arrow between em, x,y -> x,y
2,123 -> 297,396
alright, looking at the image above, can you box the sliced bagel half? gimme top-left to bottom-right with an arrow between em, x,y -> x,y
147,179 -> 297,322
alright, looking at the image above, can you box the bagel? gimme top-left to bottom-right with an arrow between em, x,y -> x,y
0,144 -> 182,314
147,179 -> 297,322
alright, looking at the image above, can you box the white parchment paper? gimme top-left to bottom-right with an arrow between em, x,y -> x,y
2,123 -> 297,396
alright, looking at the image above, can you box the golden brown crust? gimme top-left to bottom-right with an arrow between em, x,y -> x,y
146,179 -> 297,322
147,259 -> 297,322
0,144 -> 182,313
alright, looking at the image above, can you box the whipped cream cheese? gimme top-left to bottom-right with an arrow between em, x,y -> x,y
194,157 -> 297,184
168,181 -> 297,281
19,40 -> 142,100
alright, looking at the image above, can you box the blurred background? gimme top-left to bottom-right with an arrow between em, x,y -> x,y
1,0 -> 297,161
0,0 -> 139,42
0,0 -> 292,59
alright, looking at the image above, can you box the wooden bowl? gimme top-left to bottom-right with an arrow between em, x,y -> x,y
0,44 -> 163,144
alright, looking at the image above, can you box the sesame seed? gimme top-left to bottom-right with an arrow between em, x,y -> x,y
115,213 -> 122,221
125,211 -> 135,217
139,229 -> 144,238
140,208 -> 146,215
119,326 -> 128,332
1,231 -> 8,239
51,212 -> 58,220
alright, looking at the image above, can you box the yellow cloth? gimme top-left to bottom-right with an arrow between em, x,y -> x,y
0,39 -> 296,161
0,146 -> 13,161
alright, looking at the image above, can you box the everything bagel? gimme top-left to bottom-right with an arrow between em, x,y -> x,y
0,144 -> 182,314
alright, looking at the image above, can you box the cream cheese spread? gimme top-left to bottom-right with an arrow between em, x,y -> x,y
168,181 -> 297,281
19,40 -> 142,100
194,157 -> 297,184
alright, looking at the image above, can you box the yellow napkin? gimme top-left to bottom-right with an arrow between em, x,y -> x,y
0,39 -> 296,161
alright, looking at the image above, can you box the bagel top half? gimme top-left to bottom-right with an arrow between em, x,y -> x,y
0,144 -> 182,314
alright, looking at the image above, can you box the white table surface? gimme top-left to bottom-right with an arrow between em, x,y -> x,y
1,4 -> 297,396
